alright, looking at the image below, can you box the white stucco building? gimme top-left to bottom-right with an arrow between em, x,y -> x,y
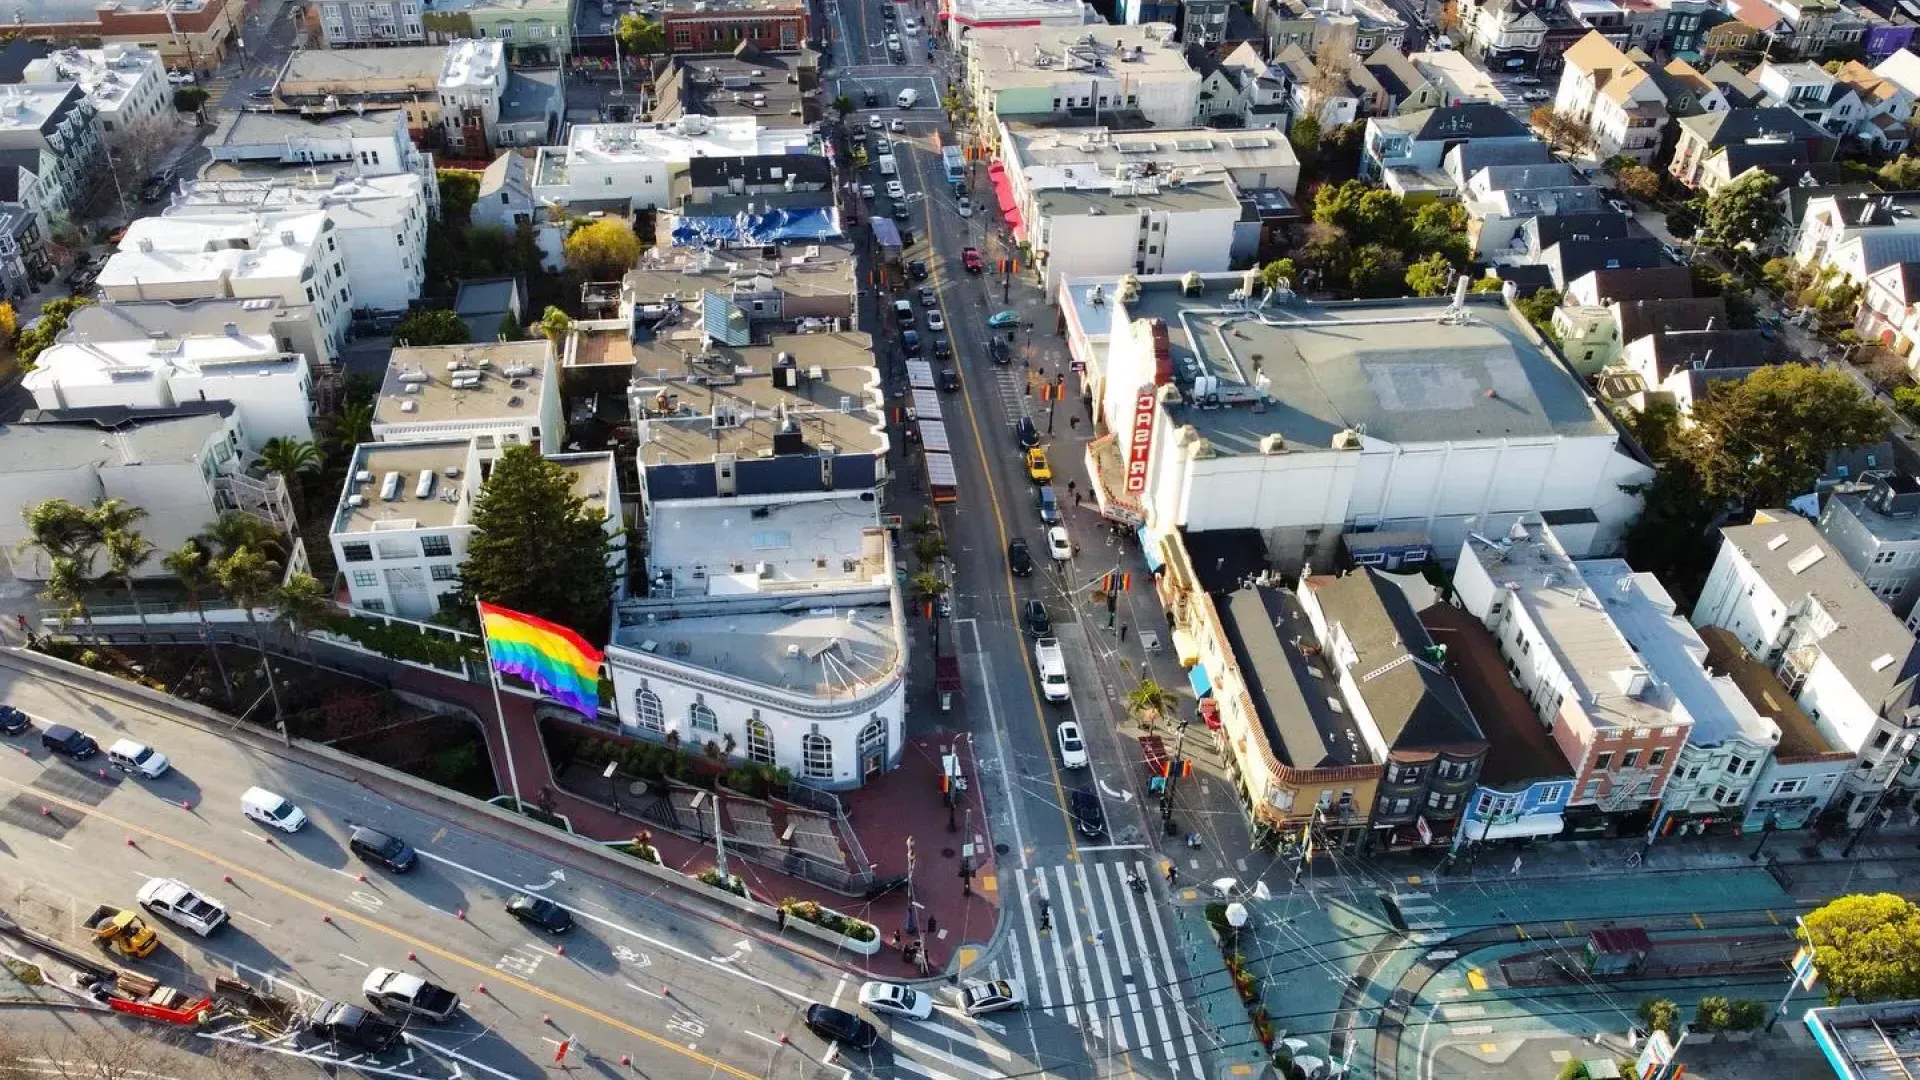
1693,510 -> 1920,827
1060,272 -> 1653,568
370,340 -> 562,451
22,45 -> 172,154
1554,32 -> 1669,163
961,23 -> 1199,142
529,116 -> 813,210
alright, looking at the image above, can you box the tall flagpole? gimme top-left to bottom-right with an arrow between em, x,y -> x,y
477,601 -> 526,814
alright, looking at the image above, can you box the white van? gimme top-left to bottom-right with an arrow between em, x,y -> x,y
241,786 -> 308,833
106,738 -> 170,779
897,87 -> 918,109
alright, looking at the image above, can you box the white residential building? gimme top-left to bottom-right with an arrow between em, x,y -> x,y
1692,509 -> 1920,826
370,340 -> 562,451
202,110 -> 438,216
1408,50 -> 1510,108
0,82 -> 108,232
1059,272 -> 1653,567
96,209 -> 355,350
0,402 -> 252,581
944,0 -> 1098,43
529,116 -> 813,210
23,318 -> 315,450
961,23 -> 1200,142
1453,522 -> 1694,829
168,172 -> 431,315
999,124 -> 1298,290
438,38 -> 508,159
21,45 -> 172,154
1554,31 -> 1668,163
331,439 -> 620,619
1796,191 -> 1920,289
1752,60 -> 1864,137
1575,558 -> 1792,836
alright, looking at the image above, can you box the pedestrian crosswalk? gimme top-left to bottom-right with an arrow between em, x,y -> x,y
1003,858 -> 1210,1077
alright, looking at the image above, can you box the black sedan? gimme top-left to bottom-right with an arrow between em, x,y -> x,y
804,1003 -> 878,1049
1022,600 -> 1051,637
0,705 -> 28,735
505,895 -> 573,934
1070,788 -> 1104,837
1008,538 -> 1033,577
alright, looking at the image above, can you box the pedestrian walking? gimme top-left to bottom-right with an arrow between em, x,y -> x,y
891,931 -> 903,951
1069,416 -> 1080,430
1120,625 -> 1129,643
927,915 -> 938,937
1166,865 -> 1177,885
1073,491 -> 1082,506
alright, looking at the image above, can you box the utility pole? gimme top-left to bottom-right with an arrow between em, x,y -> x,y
960,806 -> 974,896
905,835 -> 918,937
1159,720 -> 1190,836
713,793 -> 728,881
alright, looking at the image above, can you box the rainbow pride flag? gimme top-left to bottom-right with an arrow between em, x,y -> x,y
478,602 -> 604,719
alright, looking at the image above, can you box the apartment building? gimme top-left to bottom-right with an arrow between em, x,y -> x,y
1797,192 -> 1920,289
20,45 -> 171,155
1693,510 -> 1920,826
201,111 -> 438,211
4,0 -> 242,75
0,82 -> 107,232
1454,521 -> 1693,836
1817,472 -> 1920,617
1669,106 -> 1834,191
529,115 -> 813,211
1751,60 -> 1864,137
1554,31 -> 1668,163
310,0 -> 428,47
961,23 -> 1200,140
944,0 -> 1099,43
370,340 -> 561,451
660,0 -> 807,52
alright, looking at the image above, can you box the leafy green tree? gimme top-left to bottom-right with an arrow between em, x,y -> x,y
40,555 -> 96,643
1313,179 -> 1368,233
94,500 -> 153,649
335,401 -> 375,451
173,85 -> 208,114
911,571 -> 947,602
1514,287 -> 1564,333
1260,258 -> 1298,291
615,13 -> 666,57
1802,893 -> 1920,1003
1688,365 -> 1889,511
1288,115 -> 1322,173
436,168 -> 482,223
454,444 -> 621,641
1404,251 -> 1454,297
393,308 -> 472,347
1348,243 -> 1407,297
1701,171 -> 1785,252
213,545 -> 285,721
1353,189 -> 1408,249
257,437 -> 323,510
1292,222 -> 1352,289
16,296 -> 94,365
163,541 -> 232,704
272,572 -> 331,657
563,217 -> 642,279
1879,155 -> 1920,190
1471,276 -> 1505,293
833,94 -> 853,118
202,511 -> 285,565
1637,998 -> 1680,1040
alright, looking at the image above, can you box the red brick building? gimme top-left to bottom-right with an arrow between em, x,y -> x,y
8,0 -> 243,74
661,0 -> 807,53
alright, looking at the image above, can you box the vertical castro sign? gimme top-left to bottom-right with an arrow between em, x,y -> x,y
1126,384 -> 1156,495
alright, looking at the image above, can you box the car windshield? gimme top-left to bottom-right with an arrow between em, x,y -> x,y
130,747 -> 153,764
268,800 -> 294,819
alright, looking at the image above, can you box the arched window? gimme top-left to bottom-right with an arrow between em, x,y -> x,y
802,732 -> 833,779
858,717 -> 887,775
746,716 -> 775,765
632,686 -> 663,733
689,700 -> 718,733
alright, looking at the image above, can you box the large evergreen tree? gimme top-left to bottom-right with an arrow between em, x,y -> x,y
455,445 -> 620,640
1687,364 -> 1888,511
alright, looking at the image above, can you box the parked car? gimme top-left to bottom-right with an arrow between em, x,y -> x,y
804,1003 -> 878,1048
962,247 -> 983,272
938,365 -> 959,392
166,70 -> 196,85
1521,88 -> 1550,102
349,826 -> 418,873
363,968 -> 461,1021
857,980 -> 933,1019
908,259 -> 928,280
241,787 -> 307,832
137,877 -> 228,937
40,724 -> 99,760
886,180 -> 906,199
246,88 -> 272,101
1070,788 -> 1104,837
867,114 -> 883,129
918,285 -> 936,307
891,203 -> 911,221
893,298 -> 915,321
903,329 -> 922,356
956,196 -> 972,217
1513,74 -> 1541,86
932,334 -> 951,359
859,183 -> 875,199
106,739 -> 170,778
989,337 -> 1010,364
1046,526 -> 1072,561
1036,484 -> 1059,524
988,309 -> 1020,328
889,117 -> 906,132
1026,447 -> 1052,483
1017,416 -> 1039,449
1022,599 -> 1051,636
0,705 -> 28,736
506,894 -> 573,934
1056,722 -> 1088,768
958,978 -> 1026,1016
306,1001 -> 400,1053
1607,197 -> 1632,216
1007,538 -> 1033,577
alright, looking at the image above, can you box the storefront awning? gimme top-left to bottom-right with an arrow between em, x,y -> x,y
1469,813 -> 1566,842
1138,526 -> 1163,572
1171,628 -> 1200,667
1187,663 -> 1213,699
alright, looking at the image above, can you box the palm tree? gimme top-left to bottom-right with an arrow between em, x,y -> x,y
18,497 -> 94,567
99,523 -> 154,652
272,572 -> 331,656
163,541 -> 232,705
214,546 -> 284,721
1126,678 -> 1182,729
538,305 -> 573,343
39,555 -> 96,643
204,512 -> 285,566
334,401 -> 375,451
257,437 -> 323,510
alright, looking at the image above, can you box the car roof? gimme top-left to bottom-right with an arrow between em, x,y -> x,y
352,825 -> 398,845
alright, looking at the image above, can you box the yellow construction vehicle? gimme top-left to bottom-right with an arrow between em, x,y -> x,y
87,905 -> 159,959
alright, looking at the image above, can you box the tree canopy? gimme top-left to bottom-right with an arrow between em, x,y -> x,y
1404,251 -> 1454,297
437,168 -> 482,223
615,13 -> 666,56
393,307 -> 471,347
1615,163 -> 1662,203
455,444 -> 621,642
1701,172 -> 1785,252
1879,155 -> 1920,190
17,296 -> 94,365
564,217 -> 643,280
1802,893 -> 1920,1003
1687,364 -> 1888,511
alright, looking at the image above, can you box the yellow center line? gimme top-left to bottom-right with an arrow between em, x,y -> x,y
909,136 -> 1079,856
8,777 -> 761,1079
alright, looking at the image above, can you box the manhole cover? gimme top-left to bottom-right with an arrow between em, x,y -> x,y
994,843 -> 1009,855
941,847 -> 956,858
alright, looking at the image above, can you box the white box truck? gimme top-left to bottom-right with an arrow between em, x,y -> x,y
1034,637 -> 1070,703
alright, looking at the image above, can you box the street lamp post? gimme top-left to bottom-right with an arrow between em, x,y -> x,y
603,759 -> 619,813
1748,812 -> 1777,861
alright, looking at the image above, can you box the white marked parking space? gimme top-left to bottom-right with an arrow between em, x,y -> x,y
494,945 -> 545,979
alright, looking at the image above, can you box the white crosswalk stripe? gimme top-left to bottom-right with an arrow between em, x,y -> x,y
1005,859 -> 1210,1077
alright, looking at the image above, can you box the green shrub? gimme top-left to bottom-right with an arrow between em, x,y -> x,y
778,898 -> 878,942
1639,997 -> 1680,1040
697,867 -> 749,897
1728,999 -> 1768,1030
1695,995 -> 1733,1031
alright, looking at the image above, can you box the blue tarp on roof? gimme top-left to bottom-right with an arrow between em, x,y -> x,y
670,207 -> 838,247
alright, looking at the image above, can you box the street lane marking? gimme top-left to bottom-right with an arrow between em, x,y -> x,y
892,1056 -> 964,1080
891,1031 -> 1006,1079
1693,913 -> 1706,929
745,1031 -> 785,1048
959,618 -> 1029,870
1077,844 -> 1148,852
626,982 -> 665,999
831,974 -> 848,1007
45,839 -> 71,850
0,777 -> 767,1080
233,911 -> 272,928
337,953 -> 368,967
932,1005 -> 1008,1036
403,1034 -> 521,1080
415,850 -> 811,1002
903,1017 -> 1014,1059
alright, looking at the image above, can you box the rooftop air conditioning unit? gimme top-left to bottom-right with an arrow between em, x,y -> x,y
354,469 -> 372,483
347,494 -> 366,507
400,399 -> 417,411
444,465 -> 461,478
380,472 -> 403,501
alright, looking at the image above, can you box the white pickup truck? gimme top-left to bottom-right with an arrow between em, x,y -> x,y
136,877 -> 228,937
1034,637 -> 1070,703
